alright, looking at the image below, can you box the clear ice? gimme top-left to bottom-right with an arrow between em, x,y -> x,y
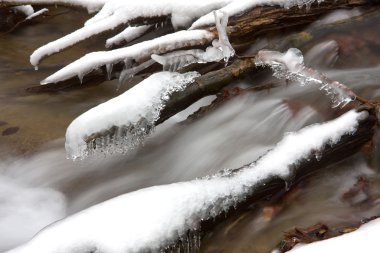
152,11 -> 235,72
255,48 -> 356,108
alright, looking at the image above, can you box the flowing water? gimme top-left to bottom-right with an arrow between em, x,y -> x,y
0,6 -> 380,253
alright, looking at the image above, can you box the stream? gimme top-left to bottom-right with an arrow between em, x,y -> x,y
1,6 -> 380,253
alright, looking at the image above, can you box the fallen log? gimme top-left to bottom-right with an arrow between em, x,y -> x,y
180,107 -> 377,252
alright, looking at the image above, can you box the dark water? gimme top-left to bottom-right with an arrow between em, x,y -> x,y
0,6 -> 380,253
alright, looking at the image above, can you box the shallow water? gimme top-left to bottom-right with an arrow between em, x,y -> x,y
0,6 -> 380,253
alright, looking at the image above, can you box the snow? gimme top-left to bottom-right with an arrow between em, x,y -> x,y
6,109 -> 366,253
41,29 -> 214,84
25,8 -> 48,20
85,0 -> 231,28
4,0 -> 107,13
11,5 -> 34,16
65,71 -> 200,160
255,48 -> 357,108
287,218 -> 380,253
105,25 -> 151,48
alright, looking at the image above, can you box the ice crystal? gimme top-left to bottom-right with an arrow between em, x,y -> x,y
255,48 -> 356,108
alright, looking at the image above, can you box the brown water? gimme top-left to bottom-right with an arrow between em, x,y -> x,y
0,6 -> 380,253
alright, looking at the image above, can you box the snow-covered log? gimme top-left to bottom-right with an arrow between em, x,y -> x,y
65,59 -> 256,159
6,108 -> 376,253
65,71 -> 201,160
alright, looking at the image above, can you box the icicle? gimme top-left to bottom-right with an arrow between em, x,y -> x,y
151,11 -> 234,72
106,63 -> 113,80
213,11 -> 235,63
255,48 -> 356,108
119,59 -> 155,85
77,72 -> 84,84
152,50 -> 204,72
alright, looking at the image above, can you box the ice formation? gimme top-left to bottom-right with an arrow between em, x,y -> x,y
255,48 -> 357,108
7,109 -> 366,253
118,59 -> 155,84
41,29 -> 214,84
151,11 -> 235,72
65,71 -> 200,160
105,25 -> 151,48
288,218 -> 380,253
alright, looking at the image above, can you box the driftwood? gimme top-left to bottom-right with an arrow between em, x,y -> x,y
158,106 -> 377,252
21,0 -> 376,92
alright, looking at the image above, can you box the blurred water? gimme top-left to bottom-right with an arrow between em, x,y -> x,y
0,6 -> 380,253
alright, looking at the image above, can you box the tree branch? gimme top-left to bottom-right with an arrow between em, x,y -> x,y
24,0 -> 376,92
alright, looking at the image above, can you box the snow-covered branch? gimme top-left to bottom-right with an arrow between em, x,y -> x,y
0,0 -> 369,89
65,58 -> 257,160
41,29 -> 215,84
65,71 -> 200,160
6,109 -> 375,253
105,25 -> 152,49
